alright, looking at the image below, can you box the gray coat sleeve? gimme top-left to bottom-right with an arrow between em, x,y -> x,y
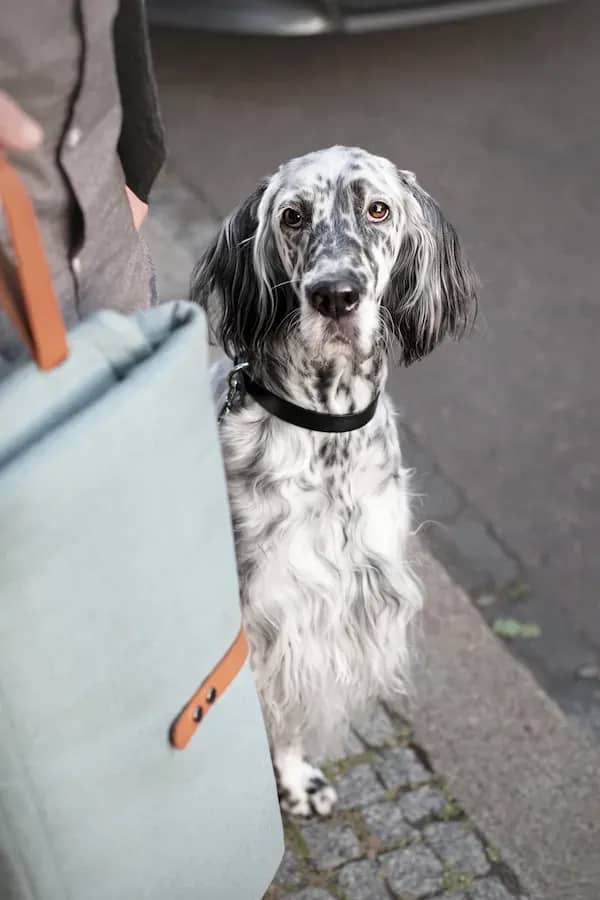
113,0 -> 167,202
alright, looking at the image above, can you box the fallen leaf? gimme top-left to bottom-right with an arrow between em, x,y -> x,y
492,618 -> 541,640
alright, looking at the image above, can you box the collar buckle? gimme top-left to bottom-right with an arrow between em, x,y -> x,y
219,361 -> 250,423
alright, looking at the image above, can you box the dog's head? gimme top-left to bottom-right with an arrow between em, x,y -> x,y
192,146 -> 477,365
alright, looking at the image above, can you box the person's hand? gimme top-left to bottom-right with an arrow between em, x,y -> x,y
125,185 -> 148,231
0,91 -> 43,151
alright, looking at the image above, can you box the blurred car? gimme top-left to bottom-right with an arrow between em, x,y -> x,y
148,0 -> 562,35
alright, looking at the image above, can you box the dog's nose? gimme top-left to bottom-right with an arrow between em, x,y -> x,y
309,281 -> 360,319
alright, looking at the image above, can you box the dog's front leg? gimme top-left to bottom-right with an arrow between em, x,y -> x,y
273,744 -> 337,817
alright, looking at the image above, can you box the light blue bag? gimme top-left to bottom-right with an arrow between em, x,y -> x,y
0,154 -> 283,900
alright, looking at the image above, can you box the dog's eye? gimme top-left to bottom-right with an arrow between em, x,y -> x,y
367,201 -> 390,223
281,207 -> 303,229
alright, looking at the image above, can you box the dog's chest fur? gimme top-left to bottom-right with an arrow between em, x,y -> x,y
218,363 -> 421,751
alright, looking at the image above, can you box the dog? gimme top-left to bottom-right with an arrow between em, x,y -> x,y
191,146 -> 476,817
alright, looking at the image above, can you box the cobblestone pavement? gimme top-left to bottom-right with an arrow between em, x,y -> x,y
263,705 -> 526,900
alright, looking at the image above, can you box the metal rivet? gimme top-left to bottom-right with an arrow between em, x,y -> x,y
192,705 -> 203,722
206,687 -> 217,704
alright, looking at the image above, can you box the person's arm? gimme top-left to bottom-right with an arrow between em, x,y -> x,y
112,0 -> 166,222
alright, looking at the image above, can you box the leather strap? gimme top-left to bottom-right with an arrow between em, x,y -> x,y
243,371 -> 379,433
170,626 -> 249,750
0,152 -> 68,369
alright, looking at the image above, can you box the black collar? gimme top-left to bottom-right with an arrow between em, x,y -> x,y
242,370 -> 379,433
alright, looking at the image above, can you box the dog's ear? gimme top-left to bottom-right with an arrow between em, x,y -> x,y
190,179 -> 278,360
383,171 -> 477,365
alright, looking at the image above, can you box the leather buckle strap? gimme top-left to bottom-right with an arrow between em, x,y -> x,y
0,151 -> 68,369
169,626 -> 249,750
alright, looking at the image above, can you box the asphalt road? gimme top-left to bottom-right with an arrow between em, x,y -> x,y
149,0 -> 600,735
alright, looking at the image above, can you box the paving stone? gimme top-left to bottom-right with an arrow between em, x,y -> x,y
362,801 -> 416,846
353,705 -> 398,747
300,822 -> 362,871
334,763 -> 387,810
337,860 -> 389,900
285,890 -> 337,900
344,729 -> 367,756
424,822 -> 489,877
469,878 -> 516,900
374,746 -> 431,789
399,785 -> 446,824
273,848 -> 303,886
380,844 -> 443,898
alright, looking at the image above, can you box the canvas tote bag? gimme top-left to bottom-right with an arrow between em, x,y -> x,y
0,152 -> 283,900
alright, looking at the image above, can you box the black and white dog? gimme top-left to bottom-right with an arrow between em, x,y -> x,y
191,146 -> 476,817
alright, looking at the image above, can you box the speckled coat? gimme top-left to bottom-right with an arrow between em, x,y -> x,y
194,146 -> 476,814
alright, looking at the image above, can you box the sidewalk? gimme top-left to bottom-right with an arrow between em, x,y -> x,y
262,546 -> 600,900
266,702 -> 526,900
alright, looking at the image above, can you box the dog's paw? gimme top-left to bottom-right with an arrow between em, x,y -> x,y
276,757 -> 337,818
305,770 -> 338,817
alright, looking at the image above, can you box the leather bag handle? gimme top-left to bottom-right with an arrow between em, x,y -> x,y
0,151 -> 68,369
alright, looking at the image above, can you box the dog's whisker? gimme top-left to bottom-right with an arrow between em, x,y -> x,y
282,310 -> 302,336
271,277 -> 300,290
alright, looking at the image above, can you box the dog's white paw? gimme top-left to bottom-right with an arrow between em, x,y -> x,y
276,753 -> 337,818
306,772 -> 337,817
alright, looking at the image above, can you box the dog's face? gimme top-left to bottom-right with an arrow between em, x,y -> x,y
192,146 -> 477,365
262,147 -> 407,358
